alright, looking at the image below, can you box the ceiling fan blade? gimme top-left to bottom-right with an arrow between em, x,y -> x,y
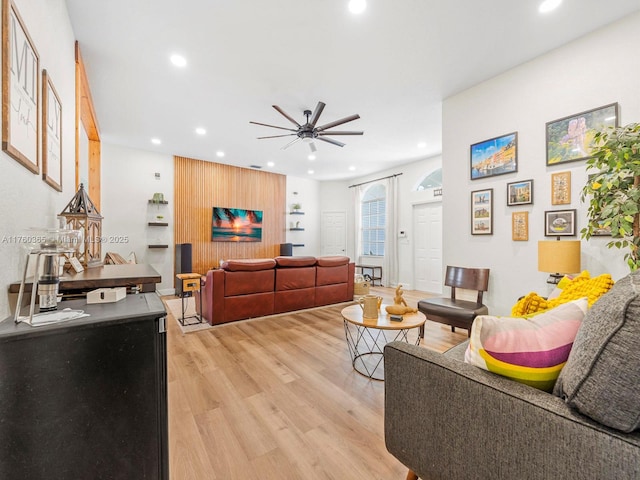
317,131 -> 364,136
316,114 -> 360,132
281,137 -> 302,150
315,136 -> 345,148
273,105 -> 301,127
257,134 -> 297,139
309,141 -> 317,153
309,101 -> 326,127
249,121 -> 297,132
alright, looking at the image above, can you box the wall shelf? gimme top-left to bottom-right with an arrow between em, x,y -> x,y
148,222 -> 168,227
289,211 -> 305,215
292,244 -> 305,247
289,228 -> 305,231
148,245 -> 168,249
148,200 -> 168,205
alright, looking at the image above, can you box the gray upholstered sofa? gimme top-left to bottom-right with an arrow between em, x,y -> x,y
384,271 -> 640,480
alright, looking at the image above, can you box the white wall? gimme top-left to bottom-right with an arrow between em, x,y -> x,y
0,0 -> 76,319
442,12 -> 640,315
320,155 -> 442,289
101,143 -> 175,294
286,176 -> 320,256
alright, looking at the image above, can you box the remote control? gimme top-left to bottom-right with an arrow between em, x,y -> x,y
390,314 -> 403,322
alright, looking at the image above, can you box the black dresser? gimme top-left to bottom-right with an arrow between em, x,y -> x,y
0,293 -> 168,480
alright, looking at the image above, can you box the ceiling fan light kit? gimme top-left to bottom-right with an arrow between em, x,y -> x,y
250,101 -> 363,152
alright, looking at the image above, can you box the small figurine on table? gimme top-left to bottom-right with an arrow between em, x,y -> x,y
385,284 -> 418,315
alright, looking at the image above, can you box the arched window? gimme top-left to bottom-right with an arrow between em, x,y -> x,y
361,184 -> 386,256
416,167 -> 442,191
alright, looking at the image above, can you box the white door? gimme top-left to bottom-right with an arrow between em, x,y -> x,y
321,211 -> 347,256
413,203 -> 443,294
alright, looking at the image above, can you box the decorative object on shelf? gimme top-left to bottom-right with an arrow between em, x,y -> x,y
545,209 -> 577,237
551,171 -> 571,205
471,188 -> 493,235
42,70 -> 62,191
507,179 -> 533,206
2,0 -> 40,174
582,122 -> 640,270
546,103 -> 618,165
59,183 -> 104,267
150,192 -> 165,204
385,285 -> 418,315
512,211 -> 529,241
292,202 -> 302,212
538,239 -> 581,284
470,132 -> 517,180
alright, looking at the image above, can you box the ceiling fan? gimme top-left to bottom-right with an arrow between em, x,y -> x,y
250,101 -> 363,152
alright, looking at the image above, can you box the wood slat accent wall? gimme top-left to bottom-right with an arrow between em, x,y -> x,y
174,156 -> 286,275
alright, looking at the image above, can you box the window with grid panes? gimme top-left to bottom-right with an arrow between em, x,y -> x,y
361,184 -> 386,256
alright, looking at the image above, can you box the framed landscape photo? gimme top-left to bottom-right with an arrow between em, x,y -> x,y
2,0 -> 40,174
42,70 -> 62,191
507,179 -> 533,206
545,209 -> 577,237
470,132 -> 517,180
546,103 -> 618,166
471,188 -> 493,235
512,211 -> 529,241
551,171 -> 571,205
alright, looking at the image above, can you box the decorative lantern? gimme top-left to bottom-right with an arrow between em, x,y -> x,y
59,184 -> 103,268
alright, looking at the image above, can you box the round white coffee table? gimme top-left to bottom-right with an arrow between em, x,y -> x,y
341,304 -> 426,381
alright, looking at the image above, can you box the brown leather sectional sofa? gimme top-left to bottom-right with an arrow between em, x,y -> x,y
195,255 -> 355,325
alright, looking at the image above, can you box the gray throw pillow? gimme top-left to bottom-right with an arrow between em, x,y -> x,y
554,271 -> 640,432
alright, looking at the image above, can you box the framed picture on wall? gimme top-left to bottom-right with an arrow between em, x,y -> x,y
546,103 -> 618,166
551,171 -> 571,205
42,70 -> 62,191
507,179 -> 533,206
470,132 -> 517,180
471,188 -> 493,235
545,209 -> 577,236
512,211 -> 529,241
2,0 -> 40,174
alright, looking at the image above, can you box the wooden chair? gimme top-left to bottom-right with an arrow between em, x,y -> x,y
417,266 -> 490,337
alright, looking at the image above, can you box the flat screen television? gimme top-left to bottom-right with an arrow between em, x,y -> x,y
211,207 -> 263,242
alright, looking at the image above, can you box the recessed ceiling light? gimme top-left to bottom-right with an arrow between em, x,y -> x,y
349,166 -> 356,171
151,138 -> 161,145
170,54 -> 187,67
307,169 -> 314,175
417,142 -> 427,148
216,151 -> 225,158
308,154 -> 316,161
539,0 -> 562,13
195,127 -> 206,135
267,161 -> 275,167
348,0 -> 366,14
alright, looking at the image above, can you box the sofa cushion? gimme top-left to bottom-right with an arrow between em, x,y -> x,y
554,271 -> 640,432
316,256 -> 350,267
276,266 -> 316,290
465,298 -> 588,392
275,256 -> 317,267
221,258 -> 276,272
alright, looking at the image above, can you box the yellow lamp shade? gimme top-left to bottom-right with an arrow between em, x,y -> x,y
538,240 -> 581,274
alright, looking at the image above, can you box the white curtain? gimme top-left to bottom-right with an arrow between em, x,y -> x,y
383,175 -> 399,287
352,185 -> 364,262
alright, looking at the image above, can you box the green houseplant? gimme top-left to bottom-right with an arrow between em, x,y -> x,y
581,123 -> 640,270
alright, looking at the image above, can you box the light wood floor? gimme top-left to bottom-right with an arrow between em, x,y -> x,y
165,287 -> 467,479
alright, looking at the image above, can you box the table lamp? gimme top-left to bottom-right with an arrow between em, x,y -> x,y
538,239 -> 581,284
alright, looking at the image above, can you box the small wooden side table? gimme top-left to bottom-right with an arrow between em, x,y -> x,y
175,273 -> 202,326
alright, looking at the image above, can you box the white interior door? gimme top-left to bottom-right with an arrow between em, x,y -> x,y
321,211 -> 347,256
413,202 -> 443,294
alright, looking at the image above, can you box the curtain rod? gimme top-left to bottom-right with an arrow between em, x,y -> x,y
348,172 -> 403,189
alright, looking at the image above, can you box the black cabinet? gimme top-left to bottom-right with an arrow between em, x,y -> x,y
0,293 -> 168,480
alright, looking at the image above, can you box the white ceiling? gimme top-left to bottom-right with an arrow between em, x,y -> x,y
64,0 -> 640,181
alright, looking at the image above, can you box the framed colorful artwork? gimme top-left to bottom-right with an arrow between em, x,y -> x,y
551,171 -> 571,205
2,0 -> 40,173
470,132 -> 517,180
507,179 -> 533,206
546,103 -> 618,166
512,211 -> 529,241
471,188 -> 493,235
545,209 -> 577,236
42,70 -> 62,191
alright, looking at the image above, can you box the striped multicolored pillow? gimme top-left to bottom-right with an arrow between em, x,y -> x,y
464,298 -> 588,391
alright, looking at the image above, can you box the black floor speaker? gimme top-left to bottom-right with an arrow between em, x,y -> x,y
280,243 -> 293,256
175,243 -> 193,296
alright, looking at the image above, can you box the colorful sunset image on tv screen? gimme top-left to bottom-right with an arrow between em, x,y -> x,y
212,207 -> 263,242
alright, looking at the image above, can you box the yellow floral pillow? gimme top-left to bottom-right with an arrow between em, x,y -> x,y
512,271 -> 614,317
